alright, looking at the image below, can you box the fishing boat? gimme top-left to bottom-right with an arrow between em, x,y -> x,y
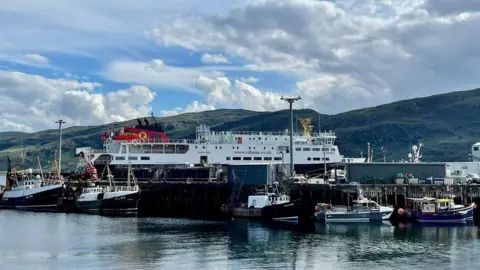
406,197 -> 475,221
76,164 -> 140,214
416,202 -> 468,224
1,157 -> 64,210
232,192 -> 290,218
324,192 -> 393,223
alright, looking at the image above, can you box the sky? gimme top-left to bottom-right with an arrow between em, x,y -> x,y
1,0 -> 480,132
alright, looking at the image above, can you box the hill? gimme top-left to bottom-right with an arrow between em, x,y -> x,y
2,88 -> 480,171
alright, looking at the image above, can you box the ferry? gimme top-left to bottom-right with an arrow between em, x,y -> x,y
77,115 -> 364,179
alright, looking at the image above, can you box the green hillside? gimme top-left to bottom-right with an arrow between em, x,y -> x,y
2,88 -> 480,171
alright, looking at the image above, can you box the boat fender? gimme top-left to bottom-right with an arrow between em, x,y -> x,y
271,200 -> 276,206
139,132 -> 147,140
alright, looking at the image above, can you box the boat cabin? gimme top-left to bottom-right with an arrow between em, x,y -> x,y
248,193 -> 290,209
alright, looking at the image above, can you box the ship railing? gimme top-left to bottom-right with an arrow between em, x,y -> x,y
112,185 -> 139,192
112,138 -> 197,144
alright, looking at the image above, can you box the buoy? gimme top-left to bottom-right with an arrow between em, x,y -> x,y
397,208 -> 405,216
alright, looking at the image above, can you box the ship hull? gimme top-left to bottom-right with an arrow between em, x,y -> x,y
76,191 -> 139,214
1,185 -> 64,211
97,162 -> 340,181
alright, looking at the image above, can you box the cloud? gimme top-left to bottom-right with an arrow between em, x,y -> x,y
193,75 -> 285,111
0,70 -> 156,132
239,76 -> 259,83
105,59 -> 211,93
146,0 -> 480,113
200,53 -> 230,64
0,0 -> 244,58
160,101 -> 216,116
24,53 -> 49,64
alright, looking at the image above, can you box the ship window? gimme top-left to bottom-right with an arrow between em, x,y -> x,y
203,146 -> 205,149
220,146 -> 222,149
322,148 -> 328,151
313,148 -> 320,151
226,157 -> 231,160
474,147 -> 479,151
195,146 -> 198,149
295,148 -> 301,151
272,147 -> 274,150
243,157 -> 252,160
264,147 -> 266,150
249,147 -> 251,149
313,158 -> 321,161
259,137 -> 261,140
265,138 -> 267,140
254,157 -> 262,161
330,148 -> 335,151
237,147 -> 239,149
233,146 -> 235,149
303,148 -> 311,151
274,157 -> 282,160
140,156 -> 150,160
275,138 -> 277,140
235,137 -> 237,140
215,146 -> 217,149
326,158 -> 330,161
264,157 -> 272,160
115,156 -> 126,160
128,156 -> 137,160
233,157 -> 241,160
307,157 -> 311,161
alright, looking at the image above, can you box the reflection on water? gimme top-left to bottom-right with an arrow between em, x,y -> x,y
1,211 -> 480,269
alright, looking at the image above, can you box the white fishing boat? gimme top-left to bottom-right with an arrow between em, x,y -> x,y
76,164 -> 140,214
324,191 -> 393,223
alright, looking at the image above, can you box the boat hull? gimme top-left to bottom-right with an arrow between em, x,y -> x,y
232,207 -> 263,218
1,185 -> 64,210
325,211 -> 383,223
417,212 -> 468,224
76,191 -> 139,213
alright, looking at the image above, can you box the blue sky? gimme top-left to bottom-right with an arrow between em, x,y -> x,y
1,0 -> 479,132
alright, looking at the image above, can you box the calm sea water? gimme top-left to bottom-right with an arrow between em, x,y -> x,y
1,211 -> 480,269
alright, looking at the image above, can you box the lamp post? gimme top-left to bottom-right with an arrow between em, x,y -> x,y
55,119 -> 66,176
280,96 -> 301,177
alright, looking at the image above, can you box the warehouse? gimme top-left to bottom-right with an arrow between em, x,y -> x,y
345,162 -> 446,184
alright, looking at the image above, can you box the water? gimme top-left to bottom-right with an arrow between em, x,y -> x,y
1,211 -> 480,270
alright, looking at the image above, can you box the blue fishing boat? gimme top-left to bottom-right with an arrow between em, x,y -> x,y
416,202 -> 468,224
406,197 -> 475,222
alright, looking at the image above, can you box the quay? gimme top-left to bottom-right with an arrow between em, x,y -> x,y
4,161 -> 480,225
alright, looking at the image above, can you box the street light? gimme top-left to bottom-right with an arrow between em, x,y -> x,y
280,95 -> 301,177
55,119 -> 66,176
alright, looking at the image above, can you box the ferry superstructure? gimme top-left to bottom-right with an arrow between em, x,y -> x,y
78,117 -> 364,177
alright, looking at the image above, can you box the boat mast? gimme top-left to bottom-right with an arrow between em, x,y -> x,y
37,156 -> 44,182
55,119 -> 66,177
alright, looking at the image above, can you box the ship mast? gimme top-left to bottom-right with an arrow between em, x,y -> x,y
280,96 -> 301,177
